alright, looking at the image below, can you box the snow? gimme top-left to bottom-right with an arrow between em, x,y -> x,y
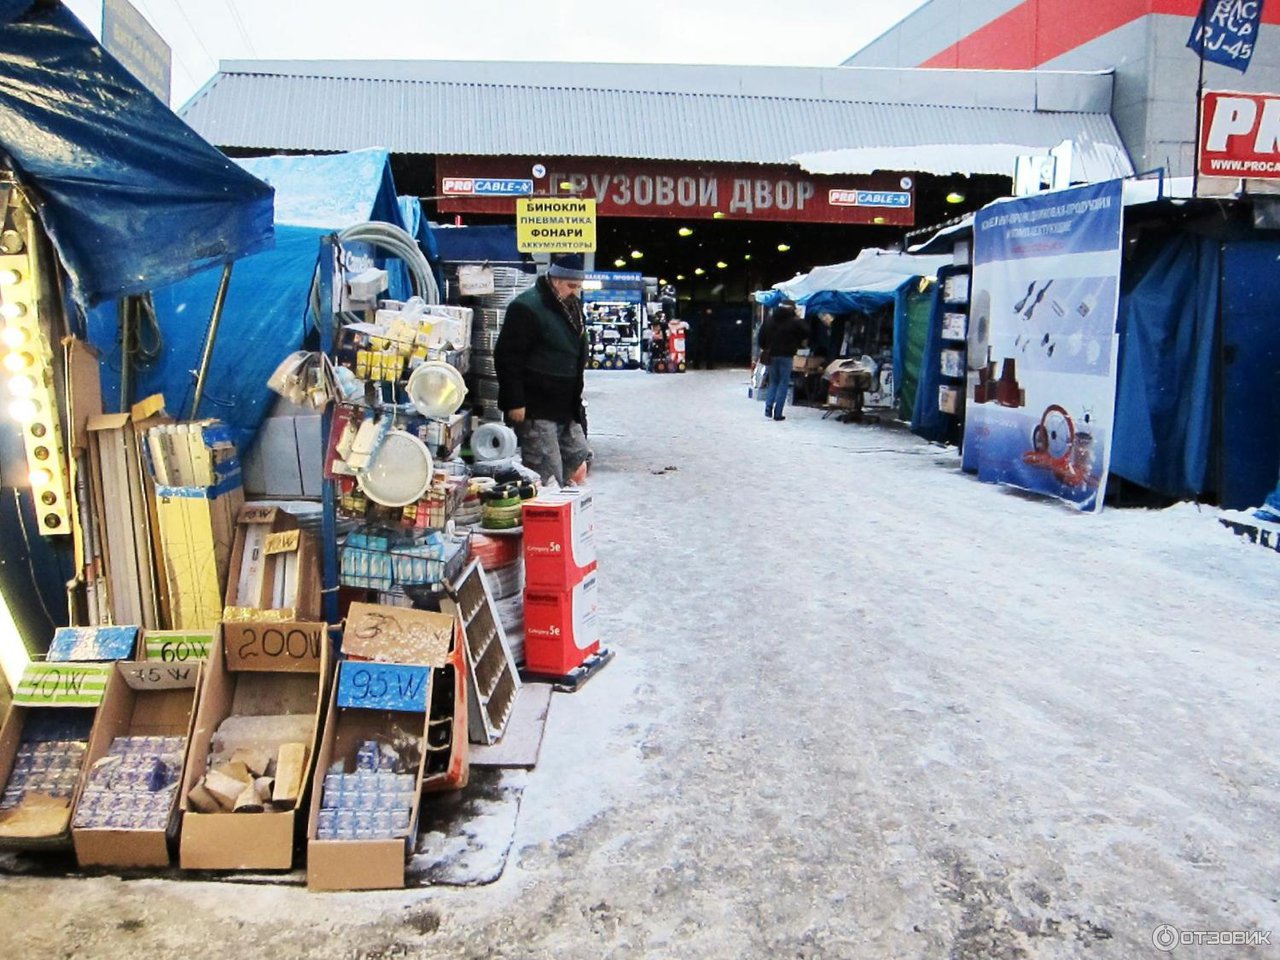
793,141 -> 1134,181
2,369 -> 1277,959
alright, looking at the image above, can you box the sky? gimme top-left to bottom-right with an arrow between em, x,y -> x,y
61,0 -> 930,108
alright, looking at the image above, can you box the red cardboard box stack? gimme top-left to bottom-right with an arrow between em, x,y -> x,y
521,489 -> 599,675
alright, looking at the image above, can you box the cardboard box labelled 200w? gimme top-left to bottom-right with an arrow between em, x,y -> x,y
522,489 -> 595,589
342,603 -> 468,792
179,621 -> 331,870
306,659 -> 431,891
523,570 -> 600,676
72,660 -> 202,869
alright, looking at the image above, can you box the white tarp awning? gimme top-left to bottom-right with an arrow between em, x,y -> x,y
792,140 -> 1134,182
768,248 -> 953,302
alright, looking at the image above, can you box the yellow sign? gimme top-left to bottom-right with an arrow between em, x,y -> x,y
516,198 -> 597,253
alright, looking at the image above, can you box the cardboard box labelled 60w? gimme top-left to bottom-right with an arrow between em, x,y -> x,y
179,621 -> 331,870
306,659 -> 431,891
521,489 -> 595,589
72,659 -> 202,869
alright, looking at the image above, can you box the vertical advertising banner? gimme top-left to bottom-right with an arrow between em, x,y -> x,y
962,180 -> 1124,512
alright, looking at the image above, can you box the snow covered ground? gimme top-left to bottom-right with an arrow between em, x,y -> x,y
2,368 -> 1277,959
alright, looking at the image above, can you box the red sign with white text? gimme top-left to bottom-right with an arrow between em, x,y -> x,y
436,157 -> 915,225
1199,90 -> 1280,180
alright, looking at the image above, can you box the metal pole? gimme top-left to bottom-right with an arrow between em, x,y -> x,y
1192,0 -> 1210,197
318,236 -> 340,628
191,261 -> 233,418
118,298 -> 132,412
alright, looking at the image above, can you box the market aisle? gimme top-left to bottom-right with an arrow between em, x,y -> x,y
3,369 -> 1278,960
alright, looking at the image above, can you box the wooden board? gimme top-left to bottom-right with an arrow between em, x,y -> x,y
468,682 -> 552,769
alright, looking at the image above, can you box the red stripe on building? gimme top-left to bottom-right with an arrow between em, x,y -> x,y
920,0 -> 1280,69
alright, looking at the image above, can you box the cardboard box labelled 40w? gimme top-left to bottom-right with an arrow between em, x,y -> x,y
179,620 -> 331,871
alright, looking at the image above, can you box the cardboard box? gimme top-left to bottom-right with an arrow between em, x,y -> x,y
243,416 -> 323,499
522,489 -> 595,589
71,660 -> 201,868
305,660 -> 430,891
178,622 -> 331,870
224,505 -> 320,620
0,661 -> 113,848
523,569 -> 600,676
342,604 -> 468,792
939,385 -> 963,416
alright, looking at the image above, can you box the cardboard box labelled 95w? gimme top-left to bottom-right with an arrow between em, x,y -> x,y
521,489 -> 596,590
342,603 -> 468,793
306,660 -> 431,891
72,659 -> 202,869
179,621 -> 331,870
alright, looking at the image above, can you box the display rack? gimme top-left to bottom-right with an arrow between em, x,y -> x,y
442,561 -> 521,745
583,271 -> 644,370
936,262 -> 971,429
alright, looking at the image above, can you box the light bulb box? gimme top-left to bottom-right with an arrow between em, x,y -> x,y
71,659 -> 202,869
521,489 -> 595,589
305,659 -> 431,891
0,626 -> 139,849
523,569 -> 600,676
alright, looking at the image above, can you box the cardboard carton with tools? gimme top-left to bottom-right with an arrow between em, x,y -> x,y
71,659 -> 202,868
179,621 -> 331,870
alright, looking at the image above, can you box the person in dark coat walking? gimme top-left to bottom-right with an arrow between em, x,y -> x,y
757,301 -> 808,420
494,253 -> 592,484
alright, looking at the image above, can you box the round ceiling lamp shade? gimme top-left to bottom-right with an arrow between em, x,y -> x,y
357,430 -> 434,507
406,361 -> 468,418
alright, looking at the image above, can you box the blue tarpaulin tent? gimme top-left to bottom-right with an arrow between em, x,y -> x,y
0,0 -> 274,305
88,150 -> 410,446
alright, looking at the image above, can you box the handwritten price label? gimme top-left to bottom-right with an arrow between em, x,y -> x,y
122,662 -> 198,690
336,660 -> 432,712
224,621 -> 325,672
144,630 -> 214,663
13,662 -> 112,707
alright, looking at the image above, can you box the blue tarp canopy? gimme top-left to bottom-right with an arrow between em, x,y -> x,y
429,224 -> 524,265
755,249 -> 950,313
0,0 -> 273,305
89,149 -> 408,446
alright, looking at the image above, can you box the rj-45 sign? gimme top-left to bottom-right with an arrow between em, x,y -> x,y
516,199 -> 597,253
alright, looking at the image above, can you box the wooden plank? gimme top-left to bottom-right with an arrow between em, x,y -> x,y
469,682 -> 552,769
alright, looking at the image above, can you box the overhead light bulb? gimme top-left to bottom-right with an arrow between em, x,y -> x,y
677,227 -> 693,237
712,212 -> 726,219
1,326 -> 27,348
659,278 -> 668,285
28,467 -> 52,487
946,192 -> 965,204
0,301 -> 26,319
613,258 -> 626,268
0,269 -> 20,286
630,250 -> 643,259
8,397 -> 38,422
694,268 -> 705,276
873,216 -> 887,224
715,261 -> 728,269
3,352 -> 33,373
676,274 -> 686,281
777,244 -> 791,253
744,254 -> 752,261
8,374 -> 35,396
559,181 -> 574,191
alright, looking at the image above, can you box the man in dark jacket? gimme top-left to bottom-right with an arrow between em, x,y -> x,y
757,301 -> 809,421
494,253 -> 592,484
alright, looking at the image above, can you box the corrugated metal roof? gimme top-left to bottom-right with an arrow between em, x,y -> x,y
180,60 -> 1133,177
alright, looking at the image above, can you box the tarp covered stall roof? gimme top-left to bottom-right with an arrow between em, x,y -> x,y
0,0 -> 273,305
88,150 -> 408,446
757,249 -> 952,314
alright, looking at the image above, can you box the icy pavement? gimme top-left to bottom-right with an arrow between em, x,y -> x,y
3,368 -> 1278,959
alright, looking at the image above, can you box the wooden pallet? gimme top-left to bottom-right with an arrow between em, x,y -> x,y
519,648 -> 615,693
